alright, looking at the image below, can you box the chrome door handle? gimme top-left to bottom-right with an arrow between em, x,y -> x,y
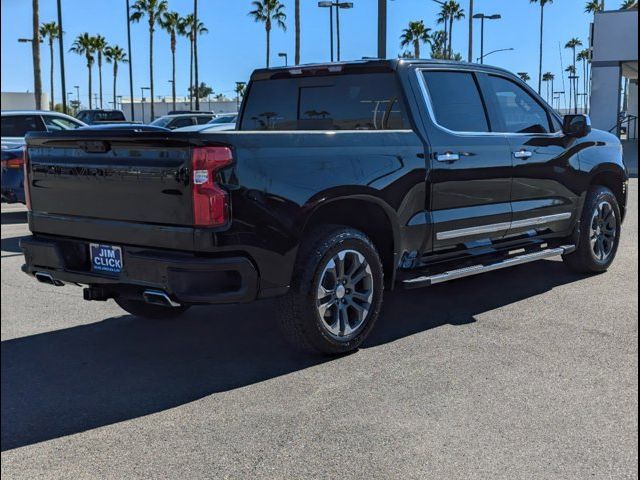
513,149 -> 533,159
435,152 -> 460,162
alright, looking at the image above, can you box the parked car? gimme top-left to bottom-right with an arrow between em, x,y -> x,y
1,146 -> 26,203
1,110 -> 85,149
167,110 -> 214,115
21,60 -> 628,355
173,113 -> 238,132
149,113 -> 217,130
75,109 -> 128,125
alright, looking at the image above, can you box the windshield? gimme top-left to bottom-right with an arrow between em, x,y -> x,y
150,117 -> 172,127
208,115 -> 237,125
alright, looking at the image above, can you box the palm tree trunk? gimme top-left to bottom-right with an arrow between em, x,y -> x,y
88,60 -> 93,109
295,0 -> 301,65
414,40 -> 420,59
189,34 -> 193,109
113,62 -> 117,110
149,25 -> 155,119
537,5 -> 544,95
171,44 -> 176,112
573,49 -> 578,114
448,17 -> 453,58
49,39 -> 55,110
98,54 -> 103,109
266,27 -> 270,68
467,0 -> 473,62
194,0 -> 199,110
32,0 -> 43,109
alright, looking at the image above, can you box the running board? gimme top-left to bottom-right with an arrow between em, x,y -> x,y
401,245 -> 576,289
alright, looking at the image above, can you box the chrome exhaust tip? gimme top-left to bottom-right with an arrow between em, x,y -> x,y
34,271 -> 64,286
142,290 -> 181,308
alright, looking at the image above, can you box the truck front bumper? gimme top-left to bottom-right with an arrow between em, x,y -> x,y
20,236 -> 259,305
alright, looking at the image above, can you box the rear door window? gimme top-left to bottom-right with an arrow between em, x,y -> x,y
484,75 -> 552,134
241,73 -> 410,131
421,71 -> 489,133
169,117 -> 195,129
1,115 -> 46,137
42,115 -> 83,131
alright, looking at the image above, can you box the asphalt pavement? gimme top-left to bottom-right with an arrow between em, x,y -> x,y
1,182 -> 637,480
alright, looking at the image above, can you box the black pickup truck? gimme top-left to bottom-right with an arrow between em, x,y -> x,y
21,60 -> 628,355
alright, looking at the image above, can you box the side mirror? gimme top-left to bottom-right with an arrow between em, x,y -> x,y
563,114 -> 592,137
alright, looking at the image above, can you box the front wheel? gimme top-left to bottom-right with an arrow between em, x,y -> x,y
115,296 -> 190,320
278,226 -> 384,355
563,185 -> 621,273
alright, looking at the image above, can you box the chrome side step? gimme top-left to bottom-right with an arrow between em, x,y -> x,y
402,245 -> 576,289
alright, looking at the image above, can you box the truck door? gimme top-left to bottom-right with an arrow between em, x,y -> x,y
478,73 -> 580,238
415,68 -> 513,254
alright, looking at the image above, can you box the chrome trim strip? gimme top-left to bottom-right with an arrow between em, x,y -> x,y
436,212 -> 573,240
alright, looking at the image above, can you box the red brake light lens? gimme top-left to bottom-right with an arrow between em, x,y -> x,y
23,147 -> 32,211
191,146 -> 233,227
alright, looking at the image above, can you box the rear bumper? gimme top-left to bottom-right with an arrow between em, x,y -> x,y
20,236 -> 260,304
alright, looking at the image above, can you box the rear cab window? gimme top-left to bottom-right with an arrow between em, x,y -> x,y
240,73 -> 411,131
1,115 -> 46,137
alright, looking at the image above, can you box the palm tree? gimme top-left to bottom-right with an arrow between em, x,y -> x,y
436,7 -> 449,58
585,0 -> 604,19
518,72 -> 531,83
159,11 -> 183,112
104,45 -> 128,110
249,0 -> 287,68
430,30 -> 447,59
92,35 -> 108,109
564,37 -> 582,111
235,81 -> 246,111
620,0 -> 636,8
542,72 -> 554,103
130,0 -> 168,120
400,21 -> 431,59
40,22 -> 60,110
577,49 -> 590,111
179,14 -> 207,110
565,65 -> 577,112
444,1 -> 465,59
530,0 -> 553,95
70,33 -> 96,109
32,0 -> 43,110
294,0 -> 300,65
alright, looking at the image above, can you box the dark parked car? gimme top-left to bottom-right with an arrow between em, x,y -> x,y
21,60 -> 628,354
1,146 -> 25,203
76,109 -> 128,125
149,113 -> 216,130
1,110 -> 85,149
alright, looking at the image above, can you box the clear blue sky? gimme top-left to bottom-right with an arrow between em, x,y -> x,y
1,0 -> 599,106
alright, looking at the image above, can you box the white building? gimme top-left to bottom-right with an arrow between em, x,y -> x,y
589,4 -> 638,138
1,92 -> 49,111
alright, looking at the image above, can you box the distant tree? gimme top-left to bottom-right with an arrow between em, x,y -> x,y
104,45 -> 128,110
518,72 -> 531,83
32,0 -> 43,109
400,21 -> 431,59
249,0 -> 287,68
585,0 -> 604,19
530,0 -> 553,95
179,14 -> 207,109
40,21 -> 60,110
542,71 -> 555,103
129,0 -> 168,119
620,0 -> 636,8
91,35 -> 108,108
430,30 -> 448,59
565,64 -> 577,112
443,1 -> 465,59
577,49 -> 590,110
70,33 -> 96,109
188,82 -> 213,100
159,11 -> 184,112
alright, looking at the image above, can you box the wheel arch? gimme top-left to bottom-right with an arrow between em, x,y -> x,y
588,164 -> 628,222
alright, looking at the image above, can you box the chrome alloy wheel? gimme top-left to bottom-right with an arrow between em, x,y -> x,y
316,249 -> 374,338
590,200 -> 617,263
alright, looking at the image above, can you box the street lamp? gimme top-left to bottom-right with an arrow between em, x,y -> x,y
140,86 -> 150,123
568,75 -> 580,114
278,52 -> 288,66
553,90 -> 565,112
74,85 -> 80,109
477,47 -> 514,63
318,1 -> 353,62
472,13 -> 501,64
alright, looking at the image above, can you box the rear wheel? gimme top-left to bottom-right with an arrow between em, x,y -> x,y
278,226 -> 384,355
563,185 -> 621,273
115,297 -> 190,320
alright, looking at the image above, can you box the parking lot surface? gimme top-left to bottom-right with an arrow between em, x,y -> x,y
1,182 -> 638,480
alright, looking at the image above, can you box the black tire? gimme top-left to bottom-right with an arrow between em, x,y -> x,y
115,297 -> 190,320
278,225 -> 384,355
563,185 -> 621,274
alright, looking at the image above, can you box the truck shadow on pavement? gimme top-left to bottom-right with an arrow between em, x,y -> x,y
1,260 -> 588,451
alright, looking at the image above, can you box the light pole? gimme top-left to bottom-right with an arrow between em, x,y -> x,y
278,52 -> 288,66
56,0 -> 67,114
377,0 -> 386,59
126,0 -> 135,121
477,47 -> 514,63
74,85 -> 80,109
553,90 -> 565,112
140,86 -> 150,123
472,13 -> 501,64
318,2 -> 353,62
168,79 -> 175,112
568,74 -> 579,114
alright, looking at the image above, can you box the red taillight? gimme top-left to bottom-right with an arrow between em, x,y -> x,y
23,147 -> 32,211
191,146 -> 233,227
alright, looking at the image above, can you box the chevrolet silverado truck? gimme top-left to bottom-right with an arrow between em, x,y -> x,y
21,60 -> 628,355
